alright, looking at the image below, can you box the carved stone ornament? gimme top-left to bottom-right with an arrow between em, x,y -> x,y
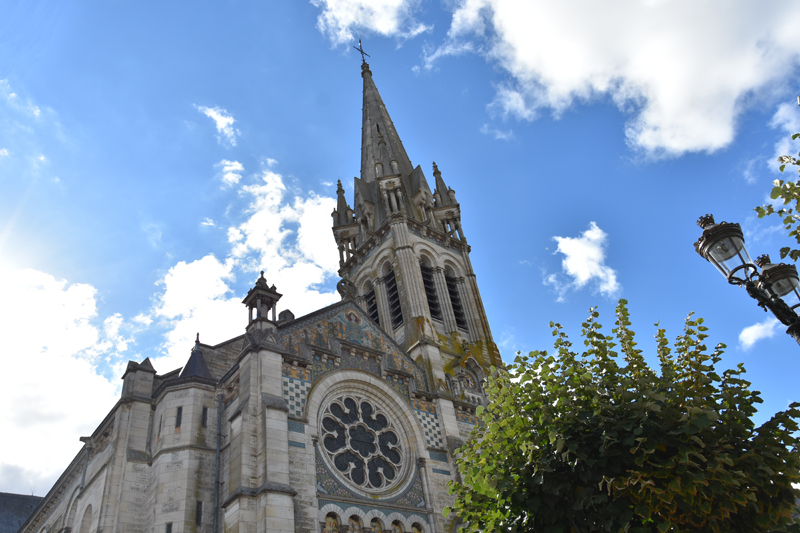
336,278 -> 357,300
320,395 -> 404,492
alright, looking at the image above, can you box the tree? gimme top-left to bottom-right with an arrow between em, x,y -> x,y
755,96 -> 800,261
446,300 -> 800,533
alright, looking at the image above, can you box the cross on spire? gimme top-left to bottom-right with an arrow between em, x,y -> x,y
353,38 -> 370,64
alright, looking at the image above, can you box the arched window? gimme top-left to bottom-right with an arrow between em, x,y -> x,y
370,518 -> 384,533
419,258 -> 442,321
390,160 -> 399,174
445,268 -> 467,330
411,524 -> 423,533
383,264 -> 403,329
375,163 -> 384,178
324,513 -> 340,533
364,280 -> 379,325
79,505 -> 93,533
349,516 -> 363,533
391,521 -> 404,533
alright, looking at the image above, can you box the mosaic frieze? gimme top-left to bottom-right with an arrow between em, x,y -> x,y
277,305 -> 428,407
454,410 -> 480,425
428,451 -> 448,463
288,420 -> 305,433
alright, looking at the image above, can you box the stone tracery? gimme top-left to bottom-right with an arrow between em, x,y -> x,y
321,395 -> 403,491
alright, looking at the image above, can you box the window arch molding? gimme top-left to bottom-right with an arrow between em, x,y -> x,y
442,261 -> 464,279
411,242 -> 442,268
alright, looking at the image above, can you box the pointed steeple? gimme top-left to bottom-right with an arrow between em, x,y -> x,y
332,180 -> 354,227
360,62 -> 413,181
179,333 -> 212,379
432,161 -> 456,206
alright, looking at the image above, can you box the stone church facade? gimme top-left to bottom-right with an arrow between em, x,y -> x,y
19,60 -> 501,533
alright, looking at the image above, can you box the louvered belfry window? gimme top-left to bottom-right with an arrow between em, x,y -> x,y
385,270 -> 404,329
420,264 -> 442,321
446,274 -> 468,330
366,288 -> 380,325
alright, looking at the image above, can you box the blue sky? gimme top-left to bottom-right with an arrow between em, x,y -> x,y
2,0 -> 800,495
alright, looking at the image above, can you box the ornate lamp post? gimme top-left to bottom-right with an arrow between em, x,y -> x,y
694,214 -> 800,346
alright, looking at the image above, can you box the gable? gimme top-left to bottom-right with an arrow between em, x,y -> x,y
276,300 -> 428,391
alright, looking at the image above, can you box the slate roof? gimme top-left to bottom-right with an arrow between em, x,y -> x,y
0,493 -> 43,533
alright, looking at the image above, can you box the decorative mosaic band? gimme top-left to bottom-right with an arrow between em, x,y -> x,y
431,468 -> 451,476
455,410 -> 479,425
288,420 -> 305,433
428,451 -> 448,463
288,440 -> 306,448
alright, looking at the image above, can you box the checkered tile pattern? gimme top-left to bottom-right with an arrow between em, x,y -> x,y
282,377 -> 311,418
415,409 -> 444,448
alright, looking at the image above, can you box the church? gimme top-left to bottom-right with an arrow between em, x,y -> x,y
19,58 -> 501,533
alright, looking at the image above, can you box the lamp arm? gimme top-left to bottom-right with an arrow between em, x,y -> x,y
745,281 -> 799,327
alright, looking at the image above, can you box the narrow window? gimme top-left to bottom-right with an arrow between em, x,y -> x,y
196,501 -> 203,526
446,274 -> 468,330
176,407 -> 183,428
385,270 -> 403,329
158,415 -> 162,438
165,523 -> 172,533
420,263 -> 442,321
365,288 -> 380,325
202,407 -> 208,428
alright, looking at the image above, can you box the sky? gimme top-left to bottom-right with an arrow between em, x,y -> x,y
1,0 -> 800,496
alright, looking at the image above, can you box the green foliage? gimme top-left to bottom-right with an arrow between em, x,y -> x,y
755,96 -> 800,262
446,300 -> 800,533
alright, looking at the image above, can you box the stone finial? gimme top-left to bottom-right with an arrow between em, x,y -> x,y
337,278 -> 357,300
195,333 -> 200,347
697,214 -> 715,229
433,161 -> 440,176
755,254 -> 772,267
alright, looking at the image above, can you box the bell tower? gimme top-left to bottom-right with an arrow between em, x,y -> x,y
332,59 -> 501,392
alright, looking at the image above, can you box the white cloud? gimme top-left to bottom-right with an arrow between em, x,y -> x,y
769,101 -> 800,175
739,318 -> 781,350
0,148 -> 9,157
421,0 -> 800,156
148,169 -> 340,370
265,158 -> 278,167
543,222 -> 620,301
194,105 -> 240,147
228,170 -> 340,313
201,217 -> 216,227
480,123 -> 514,140
1,80 -> 42,118
151,255 -> 243,372
312,0 -> 431,46
0,268 -> 128,493
215,159 -> 244,186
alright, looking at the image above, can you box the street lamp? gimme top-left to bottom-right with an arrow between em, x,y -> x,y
694,214 -> 800,346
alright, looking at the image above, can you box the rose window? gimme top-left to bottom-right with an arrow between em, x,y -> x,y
321,396 -> 403,491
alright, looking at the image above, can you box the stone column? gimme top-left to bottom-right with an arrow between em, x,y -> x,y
414,459 -> 436,533
391,221 -> 427,319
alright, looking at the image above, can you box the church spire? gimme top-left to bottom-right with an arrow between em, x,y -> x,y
332,179 -> 353,227
360,62 -> 413,181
